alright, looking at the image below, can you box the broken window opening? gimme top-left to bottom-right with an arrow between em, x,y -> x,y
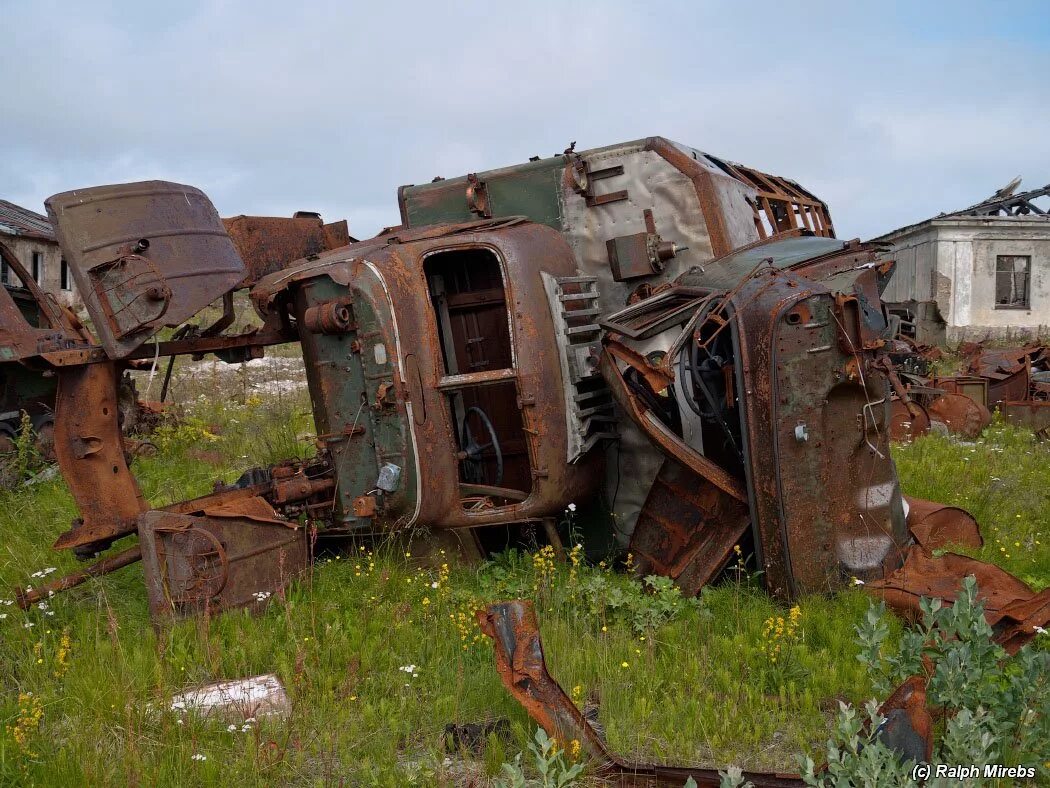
678,316 -> 745,475
425,247 -> 513,375
423,247 -> 532,508
31,251 -> 42,284
60,259 -> 71,291
995,255 -> 1031,309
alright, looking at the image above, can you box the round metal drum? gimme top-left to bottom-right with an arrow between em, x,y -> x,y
889,398 -> 931,443
927,393 -> 992,439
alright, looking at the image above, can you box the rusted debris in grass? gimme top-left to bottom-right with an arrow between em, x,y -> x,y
867,548 -> 1050,655
478,599 -> 806,787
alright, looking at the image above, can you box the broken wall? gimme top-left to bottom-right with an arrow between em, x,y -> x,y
881,217 -> 1050,343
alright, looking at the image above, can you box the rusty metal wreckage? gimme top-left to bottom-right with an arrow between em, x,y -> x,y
2,137 -> 1048,776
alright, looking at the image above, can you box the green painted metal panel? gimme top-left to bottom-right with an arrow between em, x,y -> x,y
296,275 -> 416,529
401,156 -> 566,230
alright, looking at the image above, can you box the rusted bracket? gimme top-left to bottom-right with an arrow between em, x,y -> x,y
570,159 -> 628,207
603,337 -> 674,394
466,173 -> 491,218
52,362 -> 147,550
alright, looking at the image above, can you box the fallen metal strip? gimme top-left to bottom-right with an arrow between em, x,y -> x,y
477,600 -> 803,787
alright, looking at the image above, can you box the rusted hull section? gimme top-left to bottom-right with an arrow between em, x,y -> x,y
46,182 -> 246,358
478,600 -> 804,787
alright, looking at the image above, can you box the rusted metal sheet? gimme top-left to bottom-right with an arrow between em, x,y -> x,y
904,496 -> 982,550
478,600 -> 804,786
925,392 -> 991,439
138,508 -> 308,620
222,214 -> 351,287
866,547 -> 1050,655
1000,400 -> 1050,436
46,181 -> 246,358
628,459 -> 750,595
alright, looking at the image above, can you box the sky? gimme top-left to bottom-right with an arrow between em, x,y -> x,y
2,1 -> 1048,241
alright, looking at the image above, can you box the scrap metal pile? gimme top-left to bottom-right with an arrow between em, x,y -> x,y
887,338 -> 1050,442
1,137 -> 1047,776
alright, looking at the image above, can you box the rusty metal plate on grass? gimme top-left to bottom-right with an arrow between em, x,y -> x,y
866,547 -> 1050,655
46,181 -> 246,358
138,508 -> 307,621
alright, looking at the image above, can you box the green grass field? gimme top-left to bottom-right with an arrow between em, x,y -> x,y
0,372 -> 1046,786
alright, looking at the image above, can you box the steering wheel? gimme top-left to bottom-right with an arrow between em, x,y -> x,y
460,406 -> 504,486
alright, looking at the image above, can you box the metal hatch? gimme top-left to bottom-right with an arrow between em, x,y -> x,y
46,181 -> 246,358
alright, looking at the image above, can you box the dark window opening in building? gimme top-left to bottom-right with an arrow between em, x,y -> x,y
995,255 -> 1031,309
31,251 -> 42,284
60,259 -> 70,291
0,261 -> 8,286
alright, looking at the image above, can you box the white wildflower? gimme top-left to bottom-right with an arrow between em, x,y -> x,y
191,753 -> 207,762
567,503 -> 577,512
226,724 -> 238,732
1035,625 -> 1047,636
430,581 -> 439,589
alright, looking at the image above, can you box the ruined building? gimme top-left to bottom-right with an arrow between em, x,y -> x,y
0,198 -> 81,309
875,182 -> 1050,344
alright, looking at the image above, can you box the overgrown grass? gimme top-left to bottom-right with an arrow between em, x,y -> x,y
0,380 -> 1046,784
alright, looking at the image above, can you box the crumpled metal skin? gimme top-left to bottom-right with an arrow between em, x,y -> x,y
904,496 -> 983,550
866,548 -> 1050,655
477,600 -> 804,787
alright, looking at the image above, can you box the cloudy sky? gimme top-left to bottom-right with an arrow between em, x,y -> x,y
3,1 -> 1048,241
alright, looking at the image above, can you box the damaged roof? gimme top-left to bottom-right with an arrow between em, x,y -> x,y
0,198 -> 56,241
874,180 -> 1050,241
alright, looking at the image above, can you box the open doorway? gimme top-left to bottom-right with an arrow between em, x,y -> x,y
424,247 -> 533,507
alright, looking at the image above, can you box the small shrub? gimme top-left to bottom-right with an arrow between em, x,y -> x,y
495,727 -> 585,788
809,576 -> 1049,785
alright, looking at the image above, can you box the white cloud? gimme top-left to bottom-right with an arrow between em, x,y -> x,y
2,1 -> 1047,241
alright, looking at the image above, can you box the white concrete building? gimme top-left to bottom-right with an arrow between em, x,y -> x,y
0,198 -> 81,309
873,183 -> 1050,344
